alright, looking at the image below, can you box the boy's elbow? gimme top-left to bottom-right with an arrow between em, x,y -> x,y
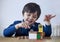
45,32 -> 52,37
3,29 -> 11,37
3,32 -> 9,37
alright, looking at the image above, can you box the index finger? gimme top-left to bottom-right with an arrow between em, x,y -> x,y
51,15 -> 56,18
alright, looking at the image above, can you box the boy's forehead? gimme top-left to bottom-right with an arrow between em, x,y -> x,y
24,11 -> 37,15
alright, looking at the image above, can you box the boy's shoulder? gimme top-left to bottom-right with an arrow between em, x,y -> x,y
13,20 -> 22,24
13,20 -> 40,25
14,20 -> 22,23
34,22 -> 40,25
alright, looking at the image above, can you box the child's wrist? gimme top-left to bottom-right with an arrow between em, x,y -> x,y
44,21 -> 51,25
15,24 -> 19,29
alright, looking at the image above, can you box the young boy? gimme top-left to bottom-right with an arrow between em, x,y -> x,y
3,2 -> 55,37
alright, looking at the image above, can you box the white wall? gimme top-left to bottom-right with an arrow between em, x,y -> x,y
0,0 -> 60,36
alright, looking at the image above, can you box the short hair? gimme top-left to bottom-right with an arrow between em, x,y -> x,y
22,2 -> 41,19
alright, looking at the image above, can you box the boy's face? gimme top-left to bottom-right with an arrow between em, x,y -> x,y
23,11 -> 38,25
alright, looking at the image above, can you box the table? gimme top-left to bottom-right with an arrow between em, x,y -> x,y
0,36 -> 60,42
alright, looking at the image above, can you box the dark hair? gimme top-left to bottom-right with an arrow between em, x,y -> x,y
22,2 -> 41,19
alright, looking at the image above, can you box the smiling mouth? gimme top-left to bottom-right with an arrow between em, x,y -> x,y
26,20 -> 33,24
28,21 -> 33,23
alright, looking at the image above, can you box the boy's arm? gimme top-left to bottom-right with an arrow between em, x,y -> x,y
43,23 -> 52,37
3,21 -> 21,37
3,26 -> 16,37
43,14 -> 56,37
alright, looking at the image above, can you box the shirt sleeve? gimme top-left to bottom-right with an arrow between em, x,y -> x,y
43,24 -> 52,37
3,26 -> 16,37
3,21 -> 21,37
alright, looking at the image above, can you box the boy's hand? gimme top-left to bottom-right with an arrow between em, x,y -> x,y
44,14 -> 56,22
44,14 -> 56,25
15,22 -> 30,29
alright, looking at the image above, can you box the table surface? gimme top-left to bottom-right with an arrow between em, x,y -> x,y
0,36 -> 60,42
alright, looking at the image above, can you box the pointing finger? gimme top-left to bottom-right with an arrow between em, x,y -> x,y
51,15 -> 56,18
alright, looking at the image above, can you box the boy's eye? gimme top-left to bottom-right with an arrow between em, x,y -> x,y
27,14 -> 30,16
33,16 -> 37,18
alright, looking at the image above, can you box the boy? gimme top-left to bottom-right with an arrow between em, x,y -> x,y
3,2 -> 55,37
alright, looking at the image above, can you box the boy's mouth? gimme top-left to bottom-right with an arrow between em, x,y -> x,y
26,20 -> 33,24
27,20 -> 32,23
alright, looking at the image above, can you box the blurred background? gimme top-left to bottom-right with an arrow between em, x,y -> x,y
0,0 -> 60,37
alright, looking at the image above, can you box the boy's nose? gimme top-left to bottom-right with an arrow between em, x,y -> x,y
29,16 -> 33,20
